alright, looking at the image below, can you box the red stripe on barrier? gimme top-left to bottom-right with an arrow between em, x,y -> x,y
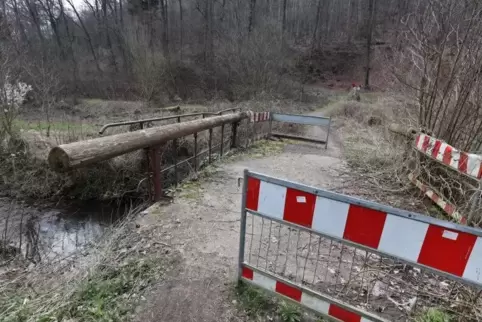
242,267 -> 254,280
459,152 -> 468,173
432,140 -> 442,158
422,136 -> 430,152
343,205 -> 387,249
275,281 -> 302,302
283,188 -> 316,228
246,178 -> 261,211
416,135 -> 422,147
443,146 -> 452,165
328,304 -> 362,322
478,164 -> 482,179
445,204 -> 455,215
418,225 -> 477,276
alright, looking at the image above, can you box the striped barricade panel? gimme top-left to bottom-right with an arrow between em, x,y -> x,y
415,134 -> 482,180
241,265 -> 382,322
244,172 -> 482,288
408,173 -> 466,224
248,111 -> 271,123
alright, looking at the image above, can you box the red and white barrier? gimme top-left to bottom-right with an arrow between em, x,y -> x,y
248,111 -> 270,123
415,134 -> 482,180
246,176 -> 482,286
241,266 -> 376,322
408,173 -> 466,224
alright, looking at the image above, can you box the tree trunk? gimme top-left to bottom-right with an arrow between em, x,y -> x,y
67,0 -> 102,74
102,0 -> 118,72
25,0 -> 45,50
204,0 -> 214,65
281,0 -> 287,45
311,0 -> 322,51
178,0 -> 183,59
160,0 -> 169,57
248,0 -> 256,35
48,112 -> 248,172
59,0 -> 79,88
364,0 -> 375,89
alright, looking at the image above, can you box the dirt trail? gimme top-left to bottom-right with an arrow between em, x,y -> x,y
135,112 -> 347,322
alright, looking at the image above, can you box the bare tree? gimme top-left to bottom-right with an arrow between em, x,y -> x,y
364,0 -> 375,89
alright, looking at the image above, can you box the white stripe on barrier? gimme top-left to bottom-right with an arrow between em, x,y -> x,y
300,292 -> 330,315
312,196 -> 350,239
378,214 -> 428,263
258,181 -> 286,220
252,271 -> 276,292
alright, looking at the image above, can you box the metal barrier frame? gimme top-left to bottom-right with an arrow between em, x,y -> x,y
269,113 -> 331,149
99,107 -> 241,134
238,170 -> 482,321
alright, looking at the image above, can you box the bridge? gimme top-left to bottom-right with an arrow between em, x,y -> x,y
47,109 -> 482,322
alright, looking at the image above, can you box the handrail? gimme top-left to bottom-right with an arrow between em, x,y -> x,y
98,107 -> 242,135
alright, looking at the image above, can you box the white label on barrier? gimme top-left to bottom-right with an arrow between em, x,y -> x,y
442,230 -> 458,240
296,196 -> 306,203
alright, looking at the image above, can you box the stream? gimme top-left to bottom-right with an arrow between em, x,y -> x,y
0,197 -> 137,262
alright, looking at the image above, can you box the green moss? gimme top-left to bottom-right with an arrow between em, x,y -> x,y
415,308 -> 452,322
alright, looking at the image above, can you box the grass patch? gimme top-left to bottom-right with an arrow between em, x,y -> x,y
56,259 -> 164,321
236,282 -> 275,318
1,259 -> 168,322
415,308 -> 452,322
178,179 -> 204,199
14,119 -> 96,133
247,140 -> 287,158
279,301 -> 302,322
235,282 -> 312,322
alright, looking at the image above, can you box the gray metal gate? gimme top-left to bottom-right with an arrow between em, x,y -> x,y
270,113 -> 331,148
238,170 -> 482,321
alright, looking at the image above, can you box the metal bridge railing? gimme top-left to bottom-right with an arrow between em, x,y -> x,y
238,170 -> 482,321
99,107 -> 241,134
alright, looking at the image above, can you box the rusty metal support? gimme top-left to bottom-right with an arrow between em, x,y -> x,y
220,124 -> 225,157
231,122 -> 238,148
148,146 -> 162,201
194,132 -> 198,172
173,139 -> 178,186
208,128 -> 213,163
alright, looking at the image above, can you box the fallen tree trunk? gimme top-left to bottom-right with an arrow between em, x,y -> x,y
388,123 -> 417,138
49,112 -> 247,172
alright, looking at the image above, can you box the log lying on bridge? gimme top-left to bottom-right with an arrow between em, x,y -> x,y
388,123 -> 417,138
49,112 -> 248,172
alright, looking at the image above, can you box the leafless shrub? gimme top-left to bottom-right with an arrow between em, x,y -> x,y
395,0 -> 482,151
